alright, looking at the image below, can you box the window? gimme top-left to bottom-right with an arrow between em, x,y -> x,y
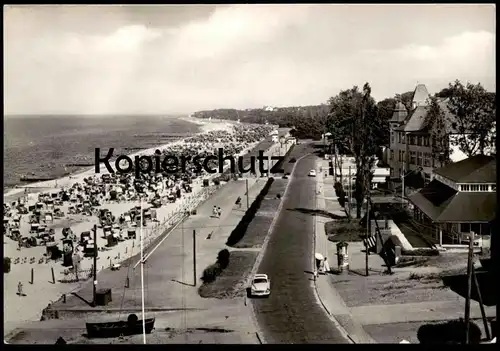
410,151 -> 416,165
391,131 -> 394,144
417,152 -> 422,166
408,135 -> 414,145
470,184 -> 479,191
402,151 -> 406,163
398,133 -> 401,143
423,153 -> 431,167
402,133 -> 406,144
417,136 -> 422,146
479,185 -> 489,191
390,150 -> 394,160
461,184 -> 470,191
424,136 -> 430,146
492,185 -> 497,191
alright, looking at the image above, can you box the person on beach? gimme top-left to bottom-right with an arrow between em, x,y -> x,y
212,205 -> 218,218
217,207 -> 222,218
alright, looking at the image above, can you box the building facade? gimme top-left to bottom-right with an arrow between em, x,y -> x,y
407,155 -> 496,247
388,83 -> 472,189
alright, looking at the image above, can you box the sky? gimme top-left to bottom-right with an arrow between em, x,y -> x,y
4,4 -> 496,115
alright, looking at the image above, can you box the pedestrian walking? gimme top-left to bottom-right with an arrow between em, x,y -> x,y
212,205 -> 217,218
17,281 -> 25,296
217,207 -> 222,218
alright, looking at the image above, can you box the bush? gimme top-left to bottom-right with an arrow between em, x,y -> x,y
217,249 -> 230,269
417,318 -> 481,344
226,177 -> 275,246
4,257 -> 11,273
201,262 -> 222,283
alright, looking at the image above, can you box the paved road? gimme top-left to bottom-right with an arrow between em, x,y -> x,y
251,143 -> 350,344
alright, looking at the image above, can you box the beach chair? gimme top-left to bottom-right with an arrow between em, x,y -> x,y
103,226 -> 113,238
17,205 -> 28,214
38,225 -> 47,237
44,212 -> 54,223
54,208 -> 65,218
30,223 -> 40,234
127,228 -> 136,239
10,229 -> 21,241
46,200 -> 55,210
80,231 -> 91,244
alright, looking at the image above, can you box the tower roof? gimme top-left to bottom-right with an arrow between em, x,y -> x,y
412,84 -> 430,107
390,101 -> 408,122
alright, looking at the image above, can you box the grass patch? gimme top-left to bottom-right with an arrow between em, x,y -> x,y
394,256 -> 430,268
233,215 -> 274,248
198,251 -> 258,299
402,248 -> 440,256
326,219 -> 364,242
408,272 -> 442,282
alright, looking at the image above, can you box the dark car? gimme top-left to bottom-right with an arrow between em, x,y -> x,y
289,158 -> 297,163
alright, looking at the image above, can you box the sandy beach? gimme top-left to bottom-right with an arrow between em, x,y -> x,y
3,118 -> 283,335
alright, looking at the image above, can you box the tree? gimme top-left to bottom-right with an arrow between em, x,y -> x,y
376,97 -> 396,146
327,83 -> 379,218
445,80 -> 496,156
427,96 -> 451,167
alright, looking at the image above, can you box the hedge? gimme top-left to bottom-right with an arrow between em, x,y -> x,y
226,177 -> 275,246
201,249 -> 231,283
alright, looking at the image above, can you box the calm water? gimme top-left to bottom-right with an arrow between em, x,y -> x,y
3,115 -> 201,189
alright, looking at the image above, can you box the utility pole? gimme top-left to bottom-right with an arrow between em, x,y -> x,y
245,179 -> 249,209
348,166 -> 352,216
92,224 -> 97,307
401,166 -> 405,207
365,197 -> 370,276
193,230 -> 197,287
464,232 -> 474,344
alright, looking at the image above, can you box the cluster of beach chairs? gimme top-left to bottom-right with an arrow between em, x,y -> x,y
3,123 -> 275,273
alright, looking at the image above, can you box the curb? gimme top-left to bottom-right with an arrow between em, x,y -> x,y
246,145 -> 305,345
311,159 -> 355,344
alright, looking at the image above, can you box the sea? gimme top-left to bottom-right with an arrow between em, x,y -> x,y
3,115 -> 201,191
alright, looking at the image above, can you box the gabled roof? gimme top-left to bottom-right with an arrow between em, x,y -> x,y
433,155 -> 496,183
394,99 -> 457,133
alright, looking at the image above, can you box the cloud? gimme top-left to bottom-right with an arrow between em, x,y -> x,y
4,5 -> 496,115
361,31 -> 495,88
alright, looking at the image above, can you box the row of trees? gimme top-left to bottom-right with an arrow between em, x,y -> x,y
193,80 -> 496,218
192,105 -> 329,140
